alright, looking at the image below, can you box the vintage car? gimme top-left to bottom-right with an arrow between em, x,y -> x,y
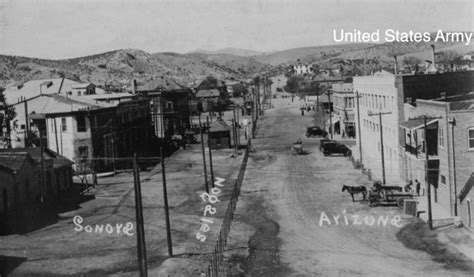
321,142 -> 352,157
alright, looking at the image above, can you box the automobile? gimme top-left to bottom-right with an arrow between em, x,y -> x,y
306,126 -> 328,138
321,142 -> 352,156
319,138 -> 337,151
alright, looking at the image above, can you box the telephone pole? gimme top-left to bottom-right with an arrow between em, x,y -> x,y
206,117 -> 214,187
160,147 -> 173,256
368,111 -> 392,184
133,154 -> 148,277
199,121 -> 209,193
355,90 -> 363,164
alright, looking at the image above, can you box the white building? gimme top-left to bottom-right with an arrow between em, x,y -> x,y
354,74 -> 401,184
4,78 -> 97,105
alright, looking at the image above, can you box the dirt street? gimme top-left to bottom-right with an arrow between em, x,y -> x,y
227,97 -> 472,276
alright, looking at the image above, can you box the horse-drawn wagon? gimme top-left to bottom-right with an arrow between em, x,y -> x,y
292,143 -> 304,155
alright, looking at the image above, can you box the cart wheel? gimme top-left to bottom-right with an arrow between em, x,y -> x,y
397,198 -> 405,209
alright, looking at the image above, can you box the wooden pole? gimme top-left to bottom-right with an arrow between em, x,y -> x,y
206,117 -> 215,187
160,147 -> 173,256
200,126 -> 209,193
133,154 -> 148,276
424,116 -> 433,230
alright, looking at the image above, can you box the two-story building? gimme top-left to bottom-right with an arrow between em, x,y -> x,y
399,97 -> 474,226
136,77 -> 192,139
9,94 -> 154,172
355,70 -> 474,185
331,83 -> 356,138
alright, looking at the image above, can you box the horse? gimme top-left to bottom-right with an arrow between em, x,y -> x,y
342,185 -> 367,202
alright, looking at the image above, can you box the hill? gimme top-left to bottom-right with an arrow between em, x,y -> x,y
253,43 -> 374,66
0,49 -> 270,87
190,47 -> 263,57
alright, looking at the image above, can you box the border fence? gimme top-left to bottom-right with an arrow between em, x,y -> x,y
203,138 -> 251,277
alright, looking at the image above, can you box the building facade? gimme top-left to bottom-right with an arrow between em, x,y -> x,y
399,98 -> 474,226
331,83 -> 356,138
354,74 -> 401,184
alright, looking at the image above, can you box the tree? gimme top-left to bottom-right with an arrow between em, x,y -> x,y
284,75 -> 304,93
0,87 -> 16,148
232,83 -> 248,97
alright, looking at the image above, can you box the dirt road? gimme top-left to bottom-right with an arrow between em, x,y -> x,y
232,97 -> 471,276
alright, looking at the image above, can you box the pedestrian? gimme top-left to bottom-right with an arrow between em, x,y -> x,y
415,180 -> 421,196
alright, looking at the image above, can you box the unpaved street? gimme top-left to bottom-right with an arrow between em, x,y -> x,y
233,97 -> 471,276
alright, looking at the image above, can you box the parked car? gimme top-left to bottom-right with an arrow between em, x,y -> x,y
321,142 -> 352,156
319,138 -> 337,151
306,126 -> 328,138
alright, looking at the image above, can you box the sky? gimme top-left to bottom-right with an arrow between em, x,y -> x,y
0,0 -> 472,59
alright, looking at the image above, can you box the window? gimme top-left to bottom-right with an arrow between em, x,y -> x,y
68,91 -> 72,95
469,128 -> 474,150
438,127 -> 444,148
77,116 -> 86,132
61,118 -> 67,132
441,175 -> 446,184
78,146 -> 88,161
78,91 -> 82,96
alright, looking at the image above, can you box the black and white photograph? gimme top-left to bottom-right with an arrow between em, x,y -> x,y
0,0 -> 473,276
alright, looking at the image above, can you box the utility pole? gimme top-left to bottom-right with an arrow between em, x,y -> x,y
160,147 -> 173,256
39,129 -> 44,203
232,108 -> 238,156
199,123 -> 209,193
368,111 -> 392,184
132,154 -> 148,277
206,117 -> 214,187
328,91 -> 333,139
355,90 -> 363,164
24,100 -> 29,147
449,117 -> 458,216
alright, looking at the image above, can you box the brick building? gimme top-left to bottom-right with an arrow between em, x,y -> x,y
399,97 -> 474,226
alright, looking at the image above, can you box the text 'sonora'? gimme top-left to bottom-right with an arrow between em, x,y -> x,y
73,215 -> 134,236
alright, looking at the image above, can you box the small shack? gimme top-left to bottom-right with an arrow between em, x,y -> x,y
208,119 -> 231,149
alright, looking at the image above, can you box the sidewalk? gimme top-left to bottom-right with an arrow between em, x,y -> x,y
414,192 -> 474,262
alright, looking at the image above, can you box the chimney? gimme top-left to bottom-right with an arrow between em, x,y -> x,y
431,44 -> 436,66
132,79 -> 137,94
393,56 -> 398,75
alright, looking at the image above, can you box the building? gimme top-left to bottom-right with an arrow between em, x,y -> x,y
136,77 -> 192,139
0,148 -> 73,234
354,70 -> 474,185
354,74 -> 400,184
8,94 -> 154,171
194,76 -> 230,113
4,78 -> 97,104
399,98 -> 474,226
330,83 -> 356,138
208,119 -> 232,149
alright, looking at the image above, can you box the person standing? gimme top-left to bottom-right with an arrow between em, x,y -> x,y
415,180 -> 421,196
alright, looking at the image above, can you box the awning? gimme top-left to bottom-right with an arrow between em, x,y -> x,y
327,115 -> 340,124
399,118 -> 438,131
458,173 -> 474,202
